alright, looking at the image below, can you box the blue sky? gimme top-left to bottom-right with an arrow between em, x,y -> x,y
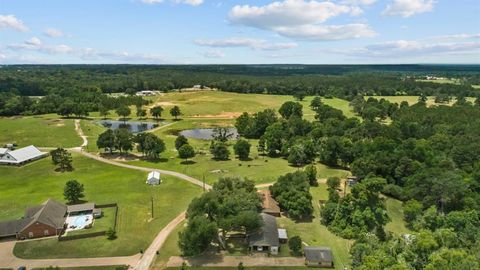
0,0 -> 479,64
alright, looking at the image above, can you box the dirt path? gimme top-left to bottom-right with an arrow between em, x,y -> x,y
133,212 -> 186,270
74,119 -> 88,150
167,254 -> 305,268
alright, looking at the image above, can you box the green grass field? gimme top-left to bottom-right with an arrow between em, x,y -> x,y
0,153 -> 202,258
140,91 -> 355,121
32,267 -> 127,270
385,197 -> 411,235
0,114 -> 82,148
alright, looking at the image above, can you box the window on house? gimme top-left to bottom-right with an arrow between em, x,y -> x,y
28,232 -> 34,238
44,229 -> 49,236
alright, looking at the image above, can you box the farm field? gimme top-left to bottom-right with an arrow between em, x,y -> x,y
0,114 -> 82,148
0,153 -> 202,258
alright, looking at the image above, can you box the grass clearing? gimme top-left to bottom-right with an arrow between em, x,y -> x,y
385,197 -> 411,235
0,153 -> 202,258
0,114 -> 82,148
147,91 -> 355,121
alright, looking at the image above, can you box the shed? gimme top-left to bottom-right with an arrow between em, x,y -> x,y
304,247 -> 333,268
278,228 -> 288,243
146,171 -> 161,185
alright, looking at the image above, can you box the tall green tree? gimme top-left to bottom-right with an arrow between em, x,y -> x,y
64,180 -> 85,204
50,148 -> 73,172
170,105 -> 182,120
150,106 -> 163,120
233,139 -> 251,160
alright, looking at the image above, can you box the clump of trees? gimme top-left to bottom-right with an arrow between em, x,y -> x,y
179,177 -> 262,256
321,177 -> 390,239
135,132 -> 166,160
97,129 -> 165,159
150,106 -> 164,120
50,148 -> 73,172
178,144 -> 195,163
270,171 -> 313,220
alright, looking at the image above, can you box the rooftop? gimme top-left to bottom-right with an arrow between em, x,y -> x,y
148,171 -> 160,179
67,203 -> 95,213
304,246 -> 333,263
258,190 -> 281,214
0,145 -> 46,164
248,213 -> 279,247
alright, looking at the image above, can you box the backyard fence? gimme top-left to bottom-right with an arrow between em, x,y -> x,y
58,202 -> 119,241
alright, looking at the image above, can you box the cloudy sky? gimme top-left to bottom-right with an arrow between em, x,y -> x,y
1,0 -> 479,64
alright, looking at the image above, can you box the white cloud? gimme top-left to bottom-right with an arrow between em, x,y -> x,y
44,28 -> 64,38
8,37 -> 74,54
140,0 -> 203,6
273,23 -> 376,40
0,14 -> 29,32
195,37 -> 297,50
342,0 -> 377,5
382,0 -> 436,17
228,0 -> 376,40
202,50 -> 226,58
332,38 -> 480,59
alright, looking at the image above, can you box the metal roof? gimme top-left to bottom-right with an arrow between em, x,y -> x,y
148,171 -> 160,180
0,148 -> 8,155
0,145 -> 46,164
278,228 -> 288,239
304,247 -> 333,263
248,213 -> 279,247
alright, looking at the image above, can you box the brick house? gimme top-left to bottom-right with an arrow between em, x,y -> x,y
0,199 -> 67,239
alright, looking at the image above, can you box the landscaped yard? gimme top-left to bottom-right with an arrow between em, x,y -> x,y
64,206 -> 117,237
0,153 -> 202,258
0,114 -> 82,148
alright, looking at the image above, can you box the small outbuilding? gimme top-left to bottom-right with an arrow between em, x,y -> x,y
304,246 -> 334,268
278,228 -> 288,243
146,171 -> 161,185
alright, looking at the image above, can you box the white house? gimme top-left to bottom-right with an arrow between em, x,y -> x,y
0,145 -> 47,165
146,171 -> 161,185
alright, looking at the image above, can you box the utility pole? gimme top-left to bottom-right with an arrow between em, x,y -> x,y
202,173 -> 206,192
151,196 -> 154,219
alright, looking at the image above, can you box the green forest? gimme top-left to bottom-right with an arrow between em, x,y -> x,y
1,64 -> 480,116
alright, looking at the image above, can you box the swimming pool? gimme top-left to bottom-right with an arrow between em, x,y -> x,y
65,214 -> 93,231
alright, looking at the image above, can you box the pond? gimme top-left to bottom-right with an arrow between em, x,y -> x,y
179,128 -> 238,140
97,120 -> 161,133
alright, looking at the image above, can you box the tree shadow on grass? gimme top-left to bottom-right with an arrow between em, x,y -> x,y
141,157 -> 169,163
180,160 -> 197,165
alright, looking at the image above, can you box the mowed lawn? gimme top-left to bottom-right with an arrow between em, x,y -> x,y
124,119 -> 350,185
0,153 -> 202,258
0,114 -> 82,148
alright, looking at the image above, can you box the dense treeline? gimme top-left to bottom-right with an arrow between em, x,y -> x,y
234,96 -> 480,269
1,65 -> 479,116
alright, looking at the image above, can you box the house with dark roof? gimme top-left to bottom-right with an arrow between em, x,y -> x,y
304,247 -> 334,268
258,190 -> 281,217
248,213 -> 280,255
0,199 -> 67,239
0,145 -> 47,166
